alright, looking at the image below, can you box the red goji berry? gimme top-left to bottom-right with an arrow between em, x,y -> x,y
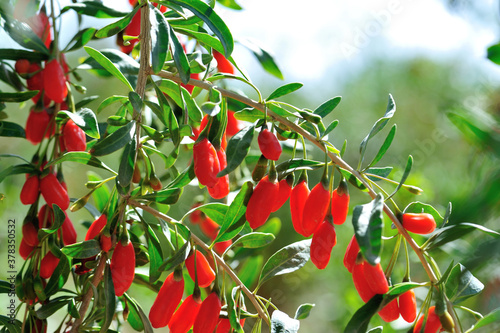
27,11 -> 51,48
258,128 -> 281,161
343,235 -> 360,273
208,148 -> 230,199
22,221 -> 39,247
25,109 -> 50,145
413,306 -> 442,333
331,180 -> 349,225
168,294 -> 202,333
213,50 -> 234,74
20,238 -> 35,260
310,220 -> 337,269
301,182 -> 330,237
119,10 -> 141,54
110,240 -> 135,296
271,175 -> 293,212
200,216 -> 219,239
226,111 -> 243,136
193,291 -> 222,333
399,290 -> 417,323
43,59 -> 67,103
40,173 -> 69,210
62,119 -> 87,152
379,298 -> 400,322
245,175 -> 279,229
40,251 -> 60,279
352,261 -> 376,302
186,250 -> 216,288
290,179 -> 309,236
149,271 -> 185,328
182,72 -> 200,94
190,204 -> 203,224
193,137 -> 220,188
62,213 -> 77,245
214,239 -> 232,255
402,213 -> 437,235
363,261 -> 389,295
20,175 -> 39,205
15,59 -> 30,76
86,214 -> 112,252
38,204 -> 54,229
216,318 -> 246,333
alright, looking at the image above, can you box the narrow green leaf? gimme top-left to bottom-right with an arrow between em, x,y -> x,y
46,152 -> 115,173
344,294 -> 384,333
2,16 -> 49,54
487,43 -> 500,65
150,4 -> 170,74
294,303 -> 315,320
339,168 -> 368,192
145,223 -> 163,284
258,239 -> 311,288
0,91 -> 38,103
446,264 -> 484,304
0,121 -> 25,138
217,125 -> 255,177
61,2 -> 129,18
426,222 -> 500,250
38,205 -> 66,237
97,95 -> 129,114
137,188 -> 182,205
267,102 -> 298,118
322,119 -> 339,138
61,239 -> 101,259
215,182 -> 253,242
0,164 -> 35,184
387,155 -> 413,200
197,203 -> 228,223
128,91 -> 143,112
271,310 -> 300,333
352,194 -> 384,265
84,46 -> 133,91
0,48 -> 48,61
158,237 -> 191,272
35,297 -> 70,319
240,39 -> 283,80
91,121 -> 135,156
469,307 -> 500,331
117,136 -> 136,188
44,255 -> 70,297
80,48 -> 140,76
64,28 -> 97,52
314,96 -> 342,118
366,124 -> 396,169
100,264 -> 116,333
124,294 -> 154,333
174,26 -> 224,54
276,158 -> 323,174
58,108 -> 100,139
387,282 -> 426,296
365,167 -> 393,181
169,25 -> 191,83
267,83 -> 303,101
0,315 -> 22,333
95,6 -> 140,38
75,95 -> 100,110
231,232 -> 275,250
227,287 -> 244,333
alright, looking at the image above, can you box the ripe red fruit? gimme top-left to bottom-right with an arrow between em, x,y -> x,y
22,221 -> 39,247
352,262 -> 376,302
245,176 -> 279,229
149,271 -> 185,328
226,111 -> 243,136
185,250 -> 216,288
216,318 -> 246,333
331,181 -> 349,225
258,128 -> 282,161
193,291 -> 222,333
213,50 -> 234,74
301,182 -> 330,237
193,137 -> 220,188
378,298 -> 400,322
168,294 -> 202,333
181,72 -> 200,94
208,148 -> 230,199
199,216 -> 220,239
85,214 -> 112,252
25,109 -> 50,145
20,238 -> 35,260
343,235 -> 360,273
40,173 -> 69,210
38,204 -> 54,229
62,214 -> 77,245
40,251 -> 60,279
310,220 -> 337,269
20,175 -> 39,205
214,239 -> 232,255
271,176 -> 293,212
413,306 -> 442,333
363,262 -> 389,295
15,59 -> 30,76
62,119 -> 87,152
290,180 -> 309,236
120,10 -> 141,54
190,204 -> 203,224
43,59 -> 67,103
402,213 -> 437,235
110,241 -> 135,296
399,290 -> 417,323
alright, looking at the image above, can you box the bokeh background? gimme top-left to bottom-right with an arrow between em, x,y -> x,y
1,0 -> 500,332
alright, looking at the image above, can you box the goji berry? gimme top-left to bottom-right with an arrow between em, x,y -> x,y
15,59 -> 30,76
149,271 -> 184,328
301,182 -> 330,237
40,173 -> 69,210
331,180 -> 349,225
379,298 -> 400,322
185,250 -> 216,288
190,204 -> 203,224
181,72 -> 200,93
20,175 -> 39,205
132,164 -> 141,183
62,213 -> 77,245
62,119 -> 86,152
22,221 -> 39,247
402,213 -> 436,235
193,291 -> 222,333
85,214 -> 112,252
43,59 -> 67,103
25,109 -> 50,145
258,128 -> 281,161
38,204 -> 54,229
119,10 -> 141,54
27,11 -> 51,48
20,238 -> 35,260
200,216 -> 220,239
413,306 -> 442,333
214,239 -> 232,255
290,179 -> 309,236
245,175 -> 279,229
208,148 -> 230,199
216,318 -> 246,333
150,173 -> 162,191
399,290 -> 417,323
40,251 -> 60,279
343,235 -> 360,273
271,175 -> 293,212
310,220 -> 337,269
352,261 -> 376,302
363,261 -> 389,295
110,240 -> 135,296
226,111 -> 243,136
168,294 -> 202,333
193,137 -> 220,188
213,50 -> 234,74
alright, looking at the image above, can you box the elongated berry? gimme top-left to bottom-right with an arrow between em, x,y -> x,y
193,292 -> 222,333
352,262 -> 376,302
149,271 -> 185,328
20,238 -> 35,260
168,294 -> 202,333
200,216 -> 219,239
379,298 -> 399,322
413,306 -> 442,333
40,251 -> 60,279
363,262 -> 389,295
310,220 -> 337,269
185,250 -> 216,288
110,241 -> 135,296
331,181 -> 349,225
258,128 -> 281,161
301,182 -> 330,236
62,214 -> 77,245
208,148 -> 230,199
26,109 -> 50,145
226,111 -> 243,136
22,221 -> 39,247
43,59 -> 67,103
193,137 -> 220,188
40,173 -> 69,210
15,59 -> 30,76
38,204 -> 54,229
245,176 -> 279,229
63,119 -> 87,152
86,214 -> 112,252
402,213 -> 436,235
290,180 -> 309,236
399,290 -> 417,323
213,50 -> 234,74
343,235 -> 360,273
20,175 -> 39,205
216,318 -> 246,333
271,175 -> 293,212
119,10 -> 141,54
214,239 -> 232,255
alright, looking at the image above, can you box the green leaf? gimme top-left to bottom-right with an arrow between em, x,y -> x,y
97,95 -> 129,114
271,310 -> 300,333
44,255 -> 70,297
267,102 -> 298,118
88,172 -> 111,213
469,307 -> 500,331
258,239 -> 311,288
426,222 -> 500,250
38,205 -> 66,237
58,108 -> 100,139
1,15 -> 49,54
123,294 -> 154,333
46,152 -> 116,174
91,121 -> 135,156
169,25 -> 191,83
231,232 -> 275,249
35,297 -> 70,319
322,119 -> 339,138
267,83 -> 303,101
117,136 -> 136,188
61,239 -> 101,259
145,223 -> 163,284
487,43 -> 500,65
314,96 -> 341,118
344,294 -> 384,333
215,182 -> 253,242
64,28 -> 97,52
217,125 -> 255,177
0,164 -> 35,183
84,46 -> 134,91
0,121 -> 25,138
403,201 -> 443,226
339,168 -> 368,192
150,4 -> 170,74
198,203 -> 228,223
129,91 -> 143,112
240,38 -> 283,80
217,0 -> 243,10
158,236 -> 191,272
365,167 -> 393,181
352,193 -> 384,265
61,1 -> 129,18
367,327 -> 383,333
0,48 -> 48,61
137,188 -> 182,205
80,48 -> 140,76
227,287 -> 244,333
387,282 -> 426,296
95,6 -> 140,38
0,91 -> 38,103
387,155 -> 412,199
445,263 -> 484,304
174,26 -> 224,54
75,95 -> 100,110
276,158 -> 323,174
181,88 -> 203,122
294,303 -> 315,320
162,0 -> 234,57
366,124 -> 396,169
0,315 -> 22,333
100,264 -> 116,333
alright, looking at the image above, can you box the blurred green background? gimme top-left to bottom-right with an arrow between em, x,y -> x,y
1,0 -> 500,332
